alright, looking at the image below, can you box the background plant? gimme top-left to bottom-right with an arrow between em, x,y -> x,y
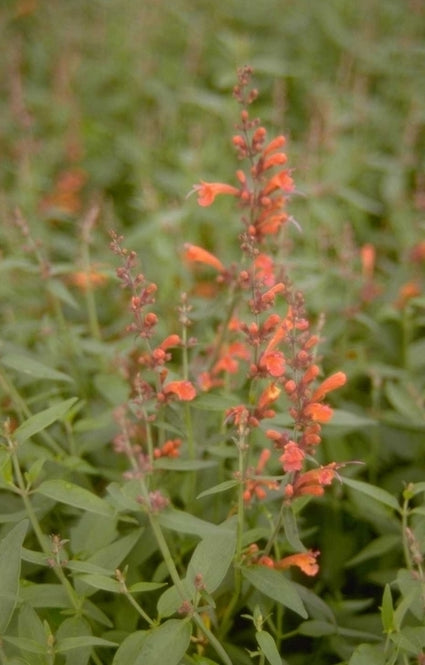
1,1 -> 425,664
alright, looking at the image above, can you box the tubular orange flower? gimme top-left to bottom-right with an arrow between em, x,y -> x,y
263,135 -> 286,156
280,442 -> 305,472
263,170 -> 295,196
257,383 -> 281,410
183,244 -> 225,272
162,380 -> 197,401
311,371 -> 347,402
276,550 -> 320,576
304,402 -> 334,423
258,350 -> 285,377
361,243 -> 376,279
190,181 -> 240,207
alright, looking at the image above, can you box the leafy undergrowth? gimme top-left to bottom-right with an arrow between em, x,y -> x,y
1,3 -> 425,665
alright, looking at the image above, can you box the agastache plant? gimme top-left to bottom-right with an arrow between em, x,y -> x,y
110,66 -> 347,663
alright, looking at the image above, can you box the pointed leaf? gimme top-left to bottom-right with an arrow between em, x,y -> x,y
158,509 -> 221,537
112,631 -> 147,665
197,480 -> 238,500
1,353 -> 74,383
282,505 -> 307,552
348,644 -> 386,665
133,619 -> 192,665
188,522 -> 237,594
381,584 -> 394,633
343,477 -> 400,511
14,398 -> 78,444
242,566 -> 307,618
35,479 -> 113,516
56,636 -> 118,652
255,630 -> 282,665
0,520 -> 28,632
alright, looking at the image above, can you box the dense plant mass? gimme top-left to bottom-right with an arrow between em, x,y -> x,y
1,3 -> 425,665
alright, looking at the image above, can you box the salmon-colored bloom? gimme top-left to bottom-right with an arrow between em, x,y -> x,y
154,438 -> 182,459
280,442 -> 305,472
68,268 -> 108,291
261,282 -> 285,305
257,383 -> 281,410
311,371 -> 347,402
258,350 -> 286,377
162,380 -> 197,401
254,254 -> 275,286
263,135 -> 286,156
304,402 -> 334,423
159,334 -> 181,350
263,170 -> 295,196
276,550 -> 320,576
190,181 -> 240,207
287,464 -> 338,498
361,243 -> 376,280
183,244 -> 225,272
395,281 -> 421,308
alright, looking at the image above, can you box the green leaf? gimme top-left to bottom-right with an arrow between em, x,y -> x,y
157,521 -> 236,619
112,631 -> 147,665
298,620 -> 336,636
1,636 -> 46,654
241,567 -> 307,618
345,534 -> 401,567
20,584 -> 71,608
158,509 -> 222,537
133,619 -> 192,665
188,522 -> 236,593
197,480 -> 238,500
76,574 -> 121,593
381,584 -> 394,633
128,581 -> 166,593
326,409 -> 378,429
35,479 -> 113,516
255,630 -> 282,665
348,643 -> 386,665
14,398 -> 79,444
343,477 -> 400,511
154,459 -> 216,471
385,381 -> 425,423
56,636 -> 118,652
282,505 -> 307,552
0,521 -> 28,632
1,353 -> 74,383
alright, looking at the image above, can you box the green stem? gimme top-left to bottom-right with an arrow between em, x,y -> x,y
8,437 -> 81,612
219,433 -> 248,640
0,367 -> 63,455
81,240 -> 102,341
401,496 -> 412,571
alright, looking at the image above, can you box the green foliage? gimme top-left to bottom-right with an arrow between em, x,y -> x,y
1,1 -> 425,664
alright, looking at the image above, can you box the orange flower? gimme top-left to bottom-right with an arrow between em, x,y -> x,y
276,550 -> 320,576
258,350 -> 286,377
68,268 -> 108,291
263,170 -> 294,196
361,243 -> 376,280
311,371 -> 347,401
190,181 -> 240,207
183,244 -> 225,272
289,463 -> 338,498
304,403 -> 334,423
263,135 -> 286,156
257,383 -> 281,410
162,380 -> 196,401
395,281 -> 421,308
280,442 -> 305,472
